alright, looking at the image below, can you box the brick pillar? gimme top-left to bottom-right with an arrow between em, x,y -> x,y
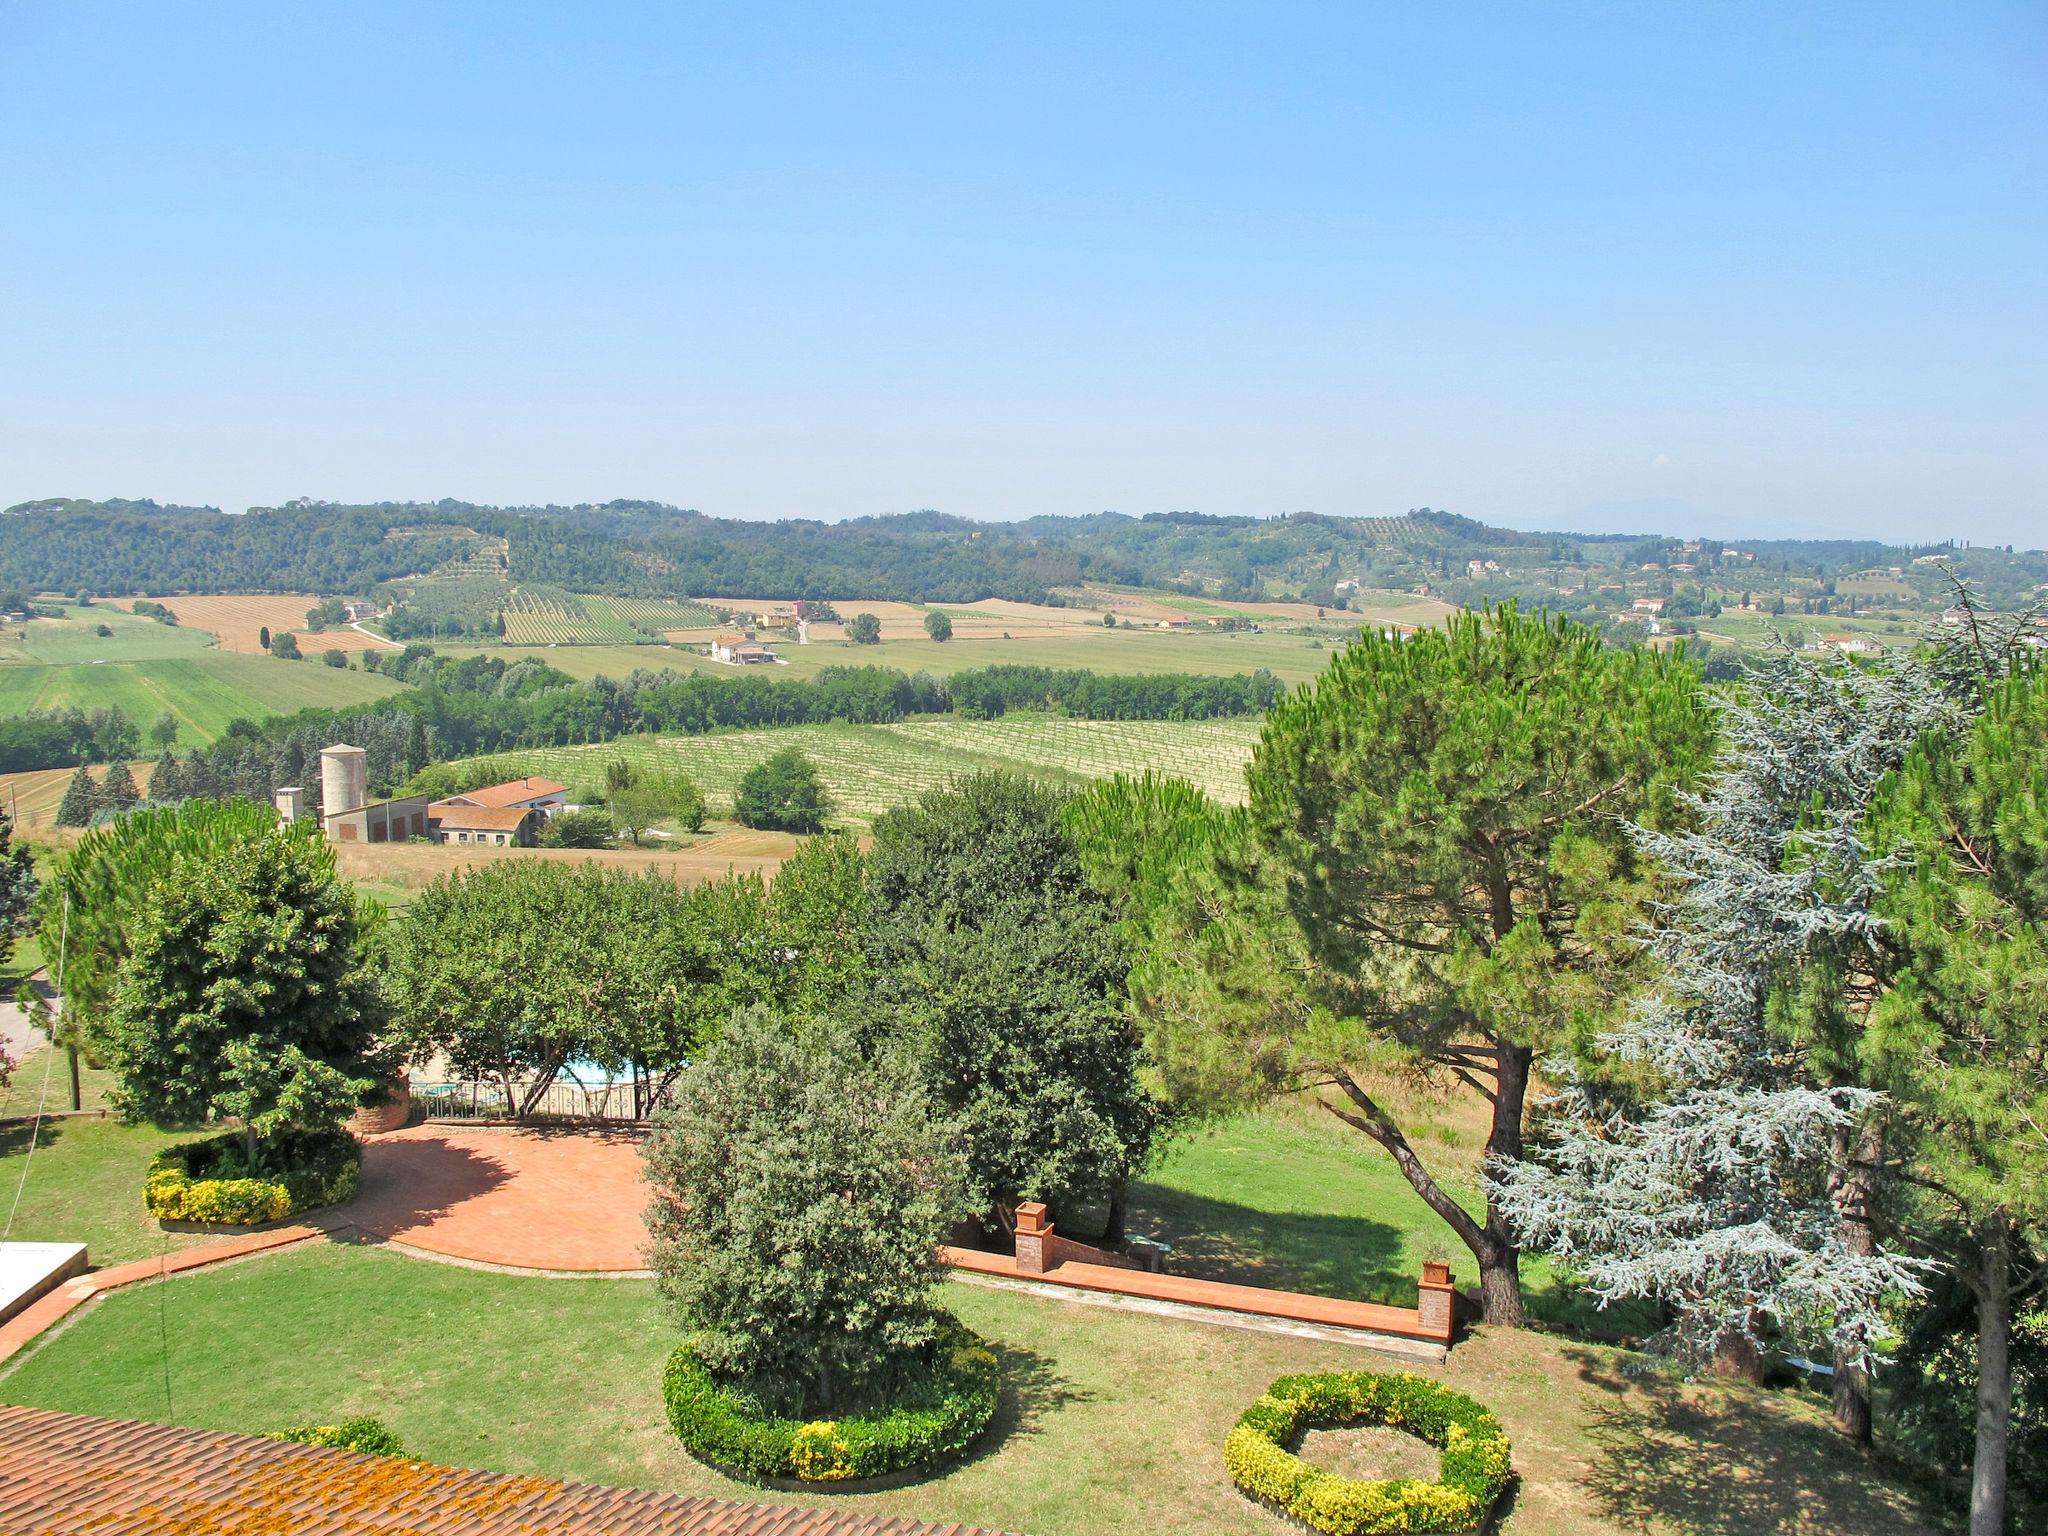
1417,1260 -> 1455,1339
1014,1201 -> 1053,1275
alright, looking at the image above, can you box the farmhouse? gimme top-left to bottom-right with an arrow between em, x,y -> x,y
423,774 -> 566,847
1632,597 -> 1665,614
428,803 -> 543,846
709,633 -> 780,664
296,745 -> 565,848
1820,634 -> 1885,656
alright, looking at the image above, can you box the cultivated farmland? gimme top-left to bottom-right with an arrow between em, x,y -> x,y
444,715 -> 1263,826
106,594 -> 324,654
500,587 -> 721,645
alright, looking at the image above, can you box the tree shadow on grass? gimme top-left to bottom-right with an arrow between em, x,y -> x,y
0,1117 -> 70,1159
1562,1347 -> 1934,1536
970,1340 -> 1090,1463
1115,1183 -> 1409,1305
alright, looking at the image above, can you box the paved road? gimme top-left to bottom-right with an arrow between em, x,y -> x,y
0,971 -> 54,1061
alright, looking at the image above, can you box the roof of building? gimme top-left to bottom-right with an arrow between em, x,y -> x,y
437,776 -> 567,809
427,803 -> 537,831
0,1405 -> 1018,1536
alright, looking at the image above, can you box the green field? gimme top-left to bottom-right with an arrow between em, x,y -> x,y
442,624 -> 1351,688
0,599 -> 407,746
0,653 -> 404,747
447,715 -> 1264,824
7,603 -> 218,664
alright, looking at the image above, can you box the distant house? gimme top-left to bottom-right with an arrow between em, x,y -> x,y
1615,613 -> 1663,635
1940,606 -> 1973,626
1632,597 -> 1666,614
1333,578 -> 1361,595
709,633 -> 780,664
1820,634 -> 1884,656
1915,552 -> 1954,565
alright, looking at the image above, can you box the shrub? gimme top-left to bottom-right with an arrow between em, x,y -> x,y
272,1416 -> 404,1457
1223,1370 -> 1512,1536
144,1125 -> 361,1226
662,1316 -> 997,1483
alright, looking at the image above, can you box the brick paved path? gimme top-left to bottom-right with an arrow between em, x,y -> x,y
353,1125 -> 652,1272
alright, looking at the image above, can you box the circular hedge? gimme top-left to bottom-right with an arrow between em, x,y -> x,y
144,1125 -> 361,1227
662,1315 -> 998,1485
1224,1369 -> 1512,1536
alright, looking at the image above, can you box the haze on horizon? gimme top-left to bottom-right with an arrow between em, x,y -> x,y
1,3 -> 2041,548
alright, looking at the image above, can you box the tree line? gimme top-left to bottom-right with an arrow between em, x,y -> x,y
1064,601 -> 2046,1535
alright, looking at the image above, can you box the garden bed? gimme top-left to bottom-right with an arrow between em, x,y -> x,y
662,1315 -> 999,1487
143,1126 -> 361,1228
1224,1369 -> 1512,1535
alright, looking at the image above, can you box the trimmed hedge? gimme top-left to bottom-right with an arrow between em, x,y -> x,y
272,1417 -> 405,1457
663,1315 -> 998,1484
144,1125 -> 361,1226
1224,1370 -> 1512,1536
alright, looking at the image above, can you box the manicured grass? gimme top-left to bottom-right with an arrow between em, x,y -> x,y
0,652 -> 403,746
1128,1099 -> 1644,1336
0,1239 -> 1938,1536
0,1108 -> 214,1265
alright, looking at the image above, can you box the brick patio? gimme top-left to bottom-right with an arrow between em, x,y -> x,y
353,1124 -> 652,1272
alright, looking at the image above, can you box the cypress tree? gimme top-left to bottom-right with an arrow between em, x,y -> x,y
54,767 -> 98,827
95,761 -> 140,814
147,752 -> 186,804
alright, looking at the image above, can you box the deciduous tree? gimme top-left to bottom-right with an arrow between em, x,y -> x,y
734,748 -> 828,833
106,819 -> 383,1156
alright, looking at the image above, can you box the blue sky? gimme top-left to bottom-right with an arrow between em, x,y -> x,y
2,2 -> 2041,545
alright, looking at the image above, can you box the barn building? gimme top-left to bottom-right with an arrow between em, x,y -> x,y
288,746 -> 568,848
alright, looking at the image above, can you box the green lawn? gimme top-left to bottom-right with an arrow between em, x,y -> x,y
0,1108 -> 216,1266
0,652 -> 403,746
1123,1098 -> 1645,1336
0,1239 -> 1936,1536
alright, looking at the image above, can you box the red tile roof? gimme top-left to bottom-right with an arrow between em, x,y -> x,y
438,776 -> 567,809
0,1405 -> 1024,1536
427,804 -> 537,831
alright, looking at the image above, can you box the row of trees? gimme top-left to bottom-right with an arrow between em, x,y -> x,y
1066,601 -> 2045,1534
0,706 -> 141,773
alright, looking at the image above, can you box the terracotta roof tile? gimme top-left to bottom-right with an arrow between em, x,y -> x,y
426,804 -> 537,831
0,1406 -> 1026,1536
437,777 -> 567,809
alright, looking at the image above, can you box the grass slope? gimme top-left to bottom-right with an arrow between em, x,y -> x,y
448,716 -> 1263,825
0,654 -> 402,747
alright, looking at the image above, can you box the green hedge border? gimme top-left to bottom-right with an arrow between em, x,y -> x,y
662,1315 -> 999,1485
1224,1369 -> 1512,1536
144,1126 -> 361,1226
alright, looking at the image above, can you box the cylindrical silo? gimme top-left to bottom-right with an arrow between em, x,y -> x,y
320,744 -> 368,818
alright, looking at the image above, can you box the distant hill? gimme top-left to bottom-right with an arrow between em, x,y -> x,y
2,495 -> 2041,610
